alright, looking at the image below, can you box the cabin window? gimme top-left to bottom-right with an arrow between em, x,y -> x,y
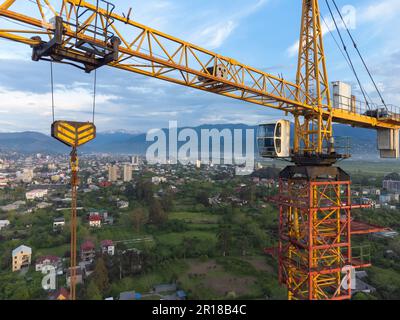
275,138 -> 281,153
276,123 -> 282,137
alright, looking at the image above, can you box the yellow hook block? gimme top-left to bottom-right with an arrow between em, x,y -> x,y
51,121 -> 96,148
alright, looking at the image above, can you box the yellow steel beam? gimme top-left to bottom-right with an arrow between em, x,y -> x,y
0,0 -> 399,131
0,0 -> 15,10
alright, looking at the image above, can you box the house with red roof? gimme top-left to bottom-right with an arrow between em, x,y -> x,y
35,255 -> 62,273
89,214 -> 102,228
80,240 -> 96,263
100,240 -> 115,256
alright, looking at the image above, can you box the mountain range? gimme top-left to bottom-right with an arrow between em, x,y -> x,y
0,124 -> 378,159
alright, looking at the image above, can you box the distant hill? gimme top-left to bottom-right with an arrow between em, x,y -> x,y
0,131 -> 69,154
0,123 -> 378,159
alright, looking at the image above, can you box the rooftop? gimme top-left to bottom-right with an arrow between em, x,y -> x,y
36,255 -> 61,264
101,240 -> 114,247
119,291 -> 136,300
50,287 -> 70,300
12,245 -> 32,256
81,240 -> 95,251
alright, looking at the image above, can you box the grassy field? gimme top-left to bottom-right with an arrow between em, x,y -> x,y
341,160 -> 400,175
36,244 -> 70,257
109,256 -> 284,300
156,230 -> 217,247
92,225 -> 145,242
169,211 -> 219,224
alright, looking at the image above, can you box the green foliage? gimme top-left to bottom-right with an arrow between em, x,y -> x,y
2,162 -> 399,300
148,199 -> 167,226
352,292 -> 377,300
0,271 -> 46,300
368,266 -> 400,299
239,185 -> 256,204
130,207 -> 147,232
85,280 -> 102,300
195,191 -> 210,207
108,260 -> 188,297
135,179 -> 154,204
160,192 -> 175,212
216,257 -> 256,276
161,220 -> 189,233
91,257 -> 109,293
217,224 -> 233,256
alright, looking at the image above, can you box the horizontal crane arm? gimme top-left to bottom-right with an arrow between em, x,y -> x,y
0,0 -> 399,130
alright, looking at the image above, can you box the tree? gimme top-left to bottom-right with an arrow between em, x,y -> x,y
196,191 -> 210,207
182,236 -> 195,259
161,192 -> 175,212
217,224 -> 233,257
121,249 -> 143,276
240,185 -> 256,204
92,257 -> 109,293
237,234 -> 250,256
148,199 -> 167,226
135,179 -> 154,204
85,280 -> 102,300
124,183 -> 135,199
130,207 -> 147,232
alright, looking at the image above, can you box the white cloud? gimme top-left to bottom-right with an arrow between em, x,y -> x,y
190,0 -> 268,49
286,4 -> 357,57
127,86 -> 165,96
287,41 -> 299,58
0,39 -> 31,61
0,84 -> 117,120
194,21 -> 238,50
358,0 -> 400,23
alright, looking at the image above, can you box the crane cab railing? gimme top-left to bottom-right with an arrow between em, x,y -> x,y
333,92 -> 400,123
75,0 -> 116,56
31,15 -> 121,73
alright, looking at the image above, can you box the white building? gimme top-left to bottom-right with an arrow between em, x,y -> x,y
123,164 -> 133,182
26,189 -> 48,200
108,165 -> 119,182
379,194 -> 392,204
53,217 -> 65,230
131,155 -> 141,165
100,240 -> 115,256
12,245 -> 32,272
21,168 -> 34,183
152,176 -> 167,184
37,202 -> 52,209
0,175 -> 9,188
89,215 -> 102,228
0,220 -> 10,230
117,200 -> 129,209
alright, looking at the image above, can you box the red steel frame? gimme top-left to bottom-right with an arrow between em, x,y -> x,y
274,176 -> 372,300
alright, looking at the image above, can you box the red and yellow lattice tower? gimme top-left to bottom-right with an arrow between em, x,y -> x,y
273,165 -> 383,300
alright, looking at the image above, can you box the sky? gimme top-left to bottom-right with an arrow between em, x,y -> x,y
0,0 -> 399,133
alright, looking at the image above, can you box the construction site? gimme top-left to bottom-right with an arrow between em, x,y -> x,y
0,0 -> 399,302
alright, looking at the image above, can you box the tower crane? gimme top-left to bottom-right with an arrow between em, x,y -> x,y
1,0 -> 399,300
